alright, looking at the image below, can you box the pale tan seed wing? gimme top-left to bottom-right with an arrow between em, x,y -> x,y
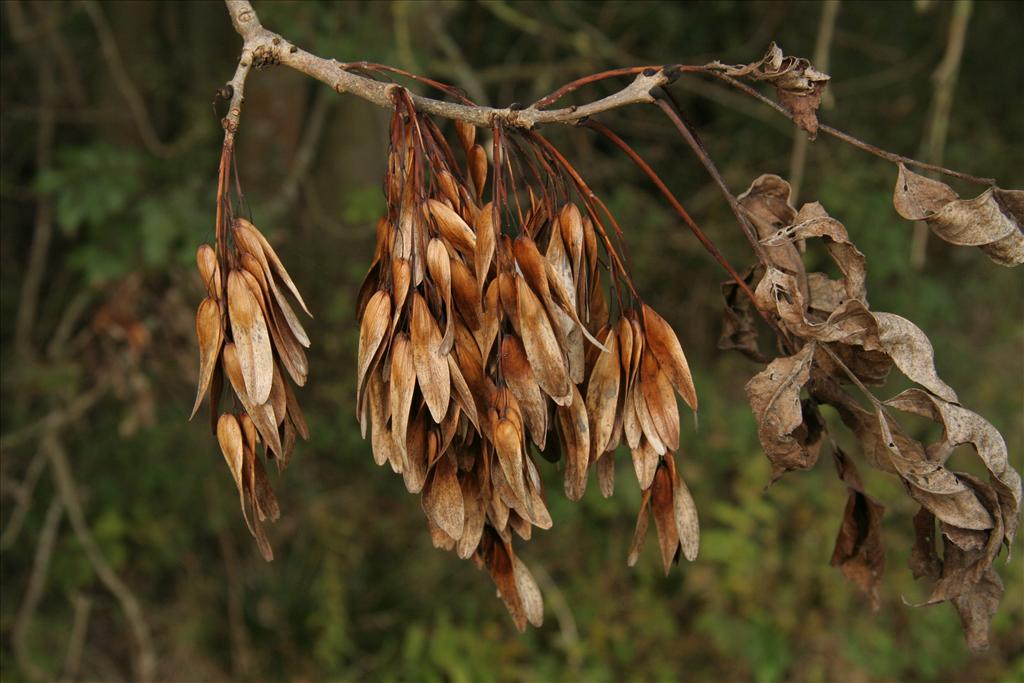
516,277 -> 572,405
494,417 -> 528,508
627,488 -> 652,567
390,258 -> 411,335
640,350 -> 680,452
227,271 -> 274,405
356,290 -> 391,421
666,453 -> 699,561
268,362 -> 287,426
191,297 -> 224,419
557,384 -> 590,501
403,408 -> 428,494
632,378 -> 666,455
196,244 -> 221,299
474,202 -> 495,295
457,470 -> 486,559
426,238 -> 455,354
411,293 -> 451,423
651,463 -> 679,574
559,204 -> 584,280
216,414 -> 250,533
450,258 -> 482,330
447,355 -> 480,430
427,199 -> 476,256
369,369 -> 393,467
389,333 -> 416,466
423,453 -> 465,540
643,304 -> 697,411
631,438 -> 659,490
586,329 -> 620,460
500,335 -> 548,449
222,344 -> 283,456
469,145 -> 488,204
512,556 -> 544,628
236,218 -> 312,317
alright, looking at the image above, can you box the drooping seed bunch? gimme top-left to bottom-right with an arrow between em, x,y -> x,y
355,92 -> 700,628
192,202 -> 312,561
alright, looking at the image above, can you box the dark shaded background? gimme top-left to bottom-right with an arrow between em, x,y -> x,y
2,1 -> 1021,681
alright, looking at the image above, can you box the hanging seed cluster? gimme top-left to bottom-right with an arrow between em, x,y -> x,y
192,215 -> 311,561
354,95 -> 700,629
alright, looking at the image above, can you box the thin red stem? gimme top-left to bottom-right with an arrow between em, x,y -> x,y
584,119 -> 764,316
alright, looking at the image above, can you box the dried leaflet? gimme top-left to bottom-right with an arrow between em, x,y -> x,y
829,448 -> 885,608
716,42 -> 831,136
744,344 -> 820,481
893,164 -> 1023,266
731,172 -> 1020,649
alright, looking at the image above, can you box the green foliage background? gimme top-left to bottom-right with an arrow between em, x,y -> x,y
1,1 -> 1021,681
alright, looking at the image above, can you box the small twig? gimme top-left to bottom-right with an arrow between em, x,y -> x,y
263,88 -> 332,221
0,382 -> 108,451
424,9 -> 488,105
62,592 -> 93,682
12,497 -> 63,683
654,94 -> 769,265
911,0 -> 972,269
13,23 -> 55,361
223,0 -> 666,130
584,119 -> 763,316
788,0 -> 840,204
47,434 -> 156,683
0,450 -> 48,551
529,563 -> 582,674
80,0 -> 201,158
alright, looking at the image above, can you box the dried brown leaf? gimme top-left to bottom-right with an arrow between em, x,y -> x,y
893,165 -> 1023,266
830,448 -> 885,608
745,344 -> 821,481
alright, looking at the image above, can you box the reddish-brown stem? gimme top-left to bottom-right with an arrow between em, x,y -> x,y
654,96 -> 770,265
339,61 -> 477,105
532,66 -> 658,109
584,119 -> 764,316
528,132 -> 638,303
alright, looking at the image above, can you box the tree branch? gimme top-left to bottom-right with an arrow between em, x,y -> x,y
221,0 -> 666,137
46,434 -> 156,683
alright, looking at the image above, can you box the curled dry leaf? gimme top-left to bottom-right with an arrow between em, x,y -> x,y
718,42 -> 831,137
745,344 -> 821,481
829,448 -> 885,609
893,164 -> 1023,267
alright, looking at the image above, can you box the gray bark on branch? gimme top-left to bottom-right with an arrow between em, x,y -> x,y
222,0 -> 666,138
